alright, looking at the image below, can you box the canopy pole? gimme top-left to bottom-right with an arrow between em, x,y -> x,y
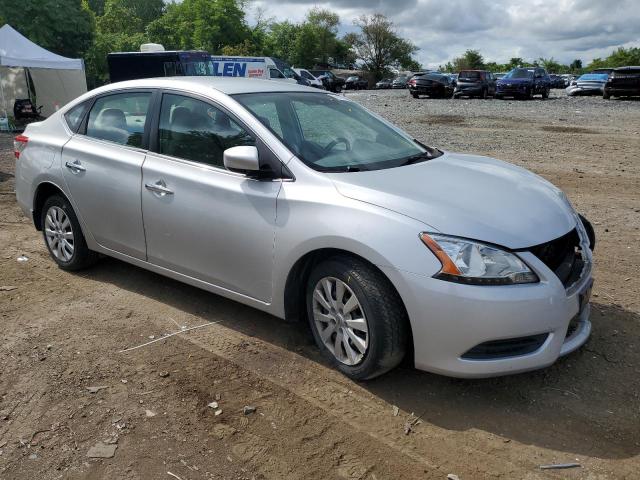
0,68 -> 8,120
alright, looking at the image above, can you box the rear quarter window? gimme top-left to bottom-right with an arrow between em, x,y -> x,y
64,101 -> 91,132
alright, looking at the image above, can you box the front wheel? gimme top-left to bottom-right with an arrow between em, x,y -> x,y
41,195 -> 98,271
306,257 -> 408,380
603,91 -> 611,99
411,92 -> 419,98
542,87 -> 550,99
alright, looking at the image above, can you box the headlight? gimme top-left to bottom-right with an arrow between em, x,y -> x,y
420,233 -> 539,285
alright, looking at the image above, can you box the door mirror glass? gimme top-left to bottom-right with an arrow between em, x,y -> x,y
224,146 -> 260,173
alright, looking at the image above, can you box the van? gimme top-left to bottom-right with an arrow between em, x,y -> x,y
210,56 -> 308,85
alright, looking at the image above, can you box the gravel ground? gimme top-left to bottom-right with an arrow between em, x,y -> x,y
0,89 -> 639,480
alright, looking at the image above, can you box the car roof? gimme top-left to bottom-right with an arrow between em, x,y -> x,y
612,66 -> 640,71
88,76 -> 317,97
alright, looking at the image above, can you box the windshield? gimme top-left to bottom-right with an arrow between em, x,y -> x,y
234,92 -> 439,172
504,69 -> 534,79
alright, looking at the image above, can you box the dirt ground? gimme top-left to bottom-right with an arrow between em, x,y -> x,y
1,91 -> 639,480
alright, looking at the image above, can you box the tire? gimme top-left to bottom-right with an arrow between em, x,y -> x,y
306,256 -> 408,380
411,93 -> 419,99
527,88 -> 534,100
41,195 -> 98,271
542,87 -> 549,99
495,94 -> 503,100
603,91 -> 610,99
482,88 -> 488,99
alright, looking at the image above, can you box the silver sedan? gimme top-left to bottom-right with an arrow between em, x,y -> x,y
14,77 -> 595,379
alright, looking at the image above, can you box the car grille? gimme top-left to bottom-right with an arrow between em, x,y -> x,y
528,228 -> 586,289
462,333 -> 549,360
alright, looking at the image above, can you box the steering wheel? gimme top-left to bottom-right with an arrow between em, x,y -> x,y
323,137 -> 351,154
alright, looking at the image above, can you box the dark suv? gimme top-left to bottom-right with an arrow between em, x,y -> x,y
309,70 -> 345,93
495,67 -> 551,99
454,70 -> 496,99
603,66 -> 640,99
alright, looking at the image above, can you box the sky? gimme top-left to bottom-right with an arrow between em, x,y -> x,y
248,0 -> 640,68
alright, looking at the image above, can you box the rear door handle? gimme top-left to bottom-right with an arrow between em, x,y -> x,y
145,181 -> 174,196
65,160 -> 86,173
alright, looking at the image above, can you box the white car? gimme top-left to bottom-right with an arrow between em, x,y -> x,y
293,68 -> 324,89
14,77 -> 595,380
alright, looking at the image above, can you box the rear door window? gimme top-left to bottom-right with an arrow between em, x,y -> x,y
85,92 -> 152,147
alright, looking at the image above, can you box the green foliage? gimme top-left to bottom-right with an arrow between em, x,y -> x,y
0,0 -> 95,58
587,47 -> 640,70
147,0 -> 250,53
348,14 -> 419,80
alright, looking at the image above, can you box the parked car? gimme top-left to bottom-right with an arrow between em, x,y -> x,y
293,68 -> 324,89
453,70 -> 496,99
15,77 -> 595,380
391,75 -> 409,88
549,74 -> 566,89
495,67 -> 551,99
566,73 -> 608,96
603,66 -> 640,99
408,72 -> 455,98
345,75 -> 368,90
309,70 -> 345,92
495,73 -> 507,79
375,78 -> 393,89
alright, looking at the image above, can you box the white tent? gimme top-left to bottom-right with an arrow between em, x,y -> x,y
0,24 -> 87,120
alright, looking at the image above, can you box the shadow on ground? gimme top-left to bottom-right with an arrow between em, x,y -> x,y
81,256 -> 640,460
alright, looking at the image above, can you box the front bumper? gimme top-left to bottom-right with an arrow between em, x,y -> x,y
496,84 -> 529,96
380,248 -> 593,378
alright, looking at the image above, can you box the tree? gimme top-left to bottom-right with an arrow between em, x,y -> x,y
569,59 -> 582,72
587,47 -> 640,70
0,0 -> 95,58
147,0 -> 250,53
450,49 -> 484,71
306,8 -> 339,65
538,57 -> 564,73
348,14 -> 418,80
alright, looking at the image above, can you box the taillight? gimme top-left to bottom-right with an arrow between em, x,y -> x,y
14,134 -> 28,159
409,79 -> 416,86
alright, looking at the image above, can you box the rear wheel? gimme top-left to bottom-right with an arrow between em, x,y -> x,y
603,91 -> 611,99
41,195 -> 98,271
306,256 -> 408,380
411,92 -> 419,99
482,88 -> 488,99
542,87 -> 550,99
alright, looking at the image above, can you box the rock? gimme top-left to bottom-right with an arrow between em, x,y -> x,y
87,442 -> 117,458
121,379 -> 127,384
208,401 -> 219,409
16,255 -> 28,262
145,409 -> 156,417
392,405 -> 399,416
214,409 -> 223,416
0,286 -> 17,291
447,475 -> 460,480
86,386 -> 108,394
29,453 -> 38,460
243,405 -> 256,415
158,371 -> 169,378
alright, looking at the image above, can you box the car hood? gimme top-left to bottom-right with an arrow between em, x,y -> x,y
327,152 -> 576,249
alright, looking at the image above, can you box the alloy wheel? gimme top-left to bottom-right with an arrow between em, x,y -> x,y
312,276 -> 369,366
44,206 -> 74,262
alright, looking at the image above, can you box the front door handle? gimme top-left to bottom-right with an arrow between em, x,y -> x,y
145,180 -> 174,196
65,160 -> 86,173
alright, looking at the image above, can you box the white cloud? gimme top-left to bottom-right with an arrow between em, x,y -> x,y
249,0 -> 640,68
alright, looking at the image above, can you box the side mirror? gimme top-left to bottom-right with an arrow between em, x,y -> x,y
223,146 -> 260,174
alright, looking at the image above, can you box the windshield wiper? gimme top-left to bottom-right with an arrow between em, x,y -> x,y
400,151 -> 433,166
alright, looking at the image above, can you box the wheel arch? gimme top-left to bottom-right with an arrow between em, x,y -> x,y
283,247 -> 414,364
32,181 -> 67,231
